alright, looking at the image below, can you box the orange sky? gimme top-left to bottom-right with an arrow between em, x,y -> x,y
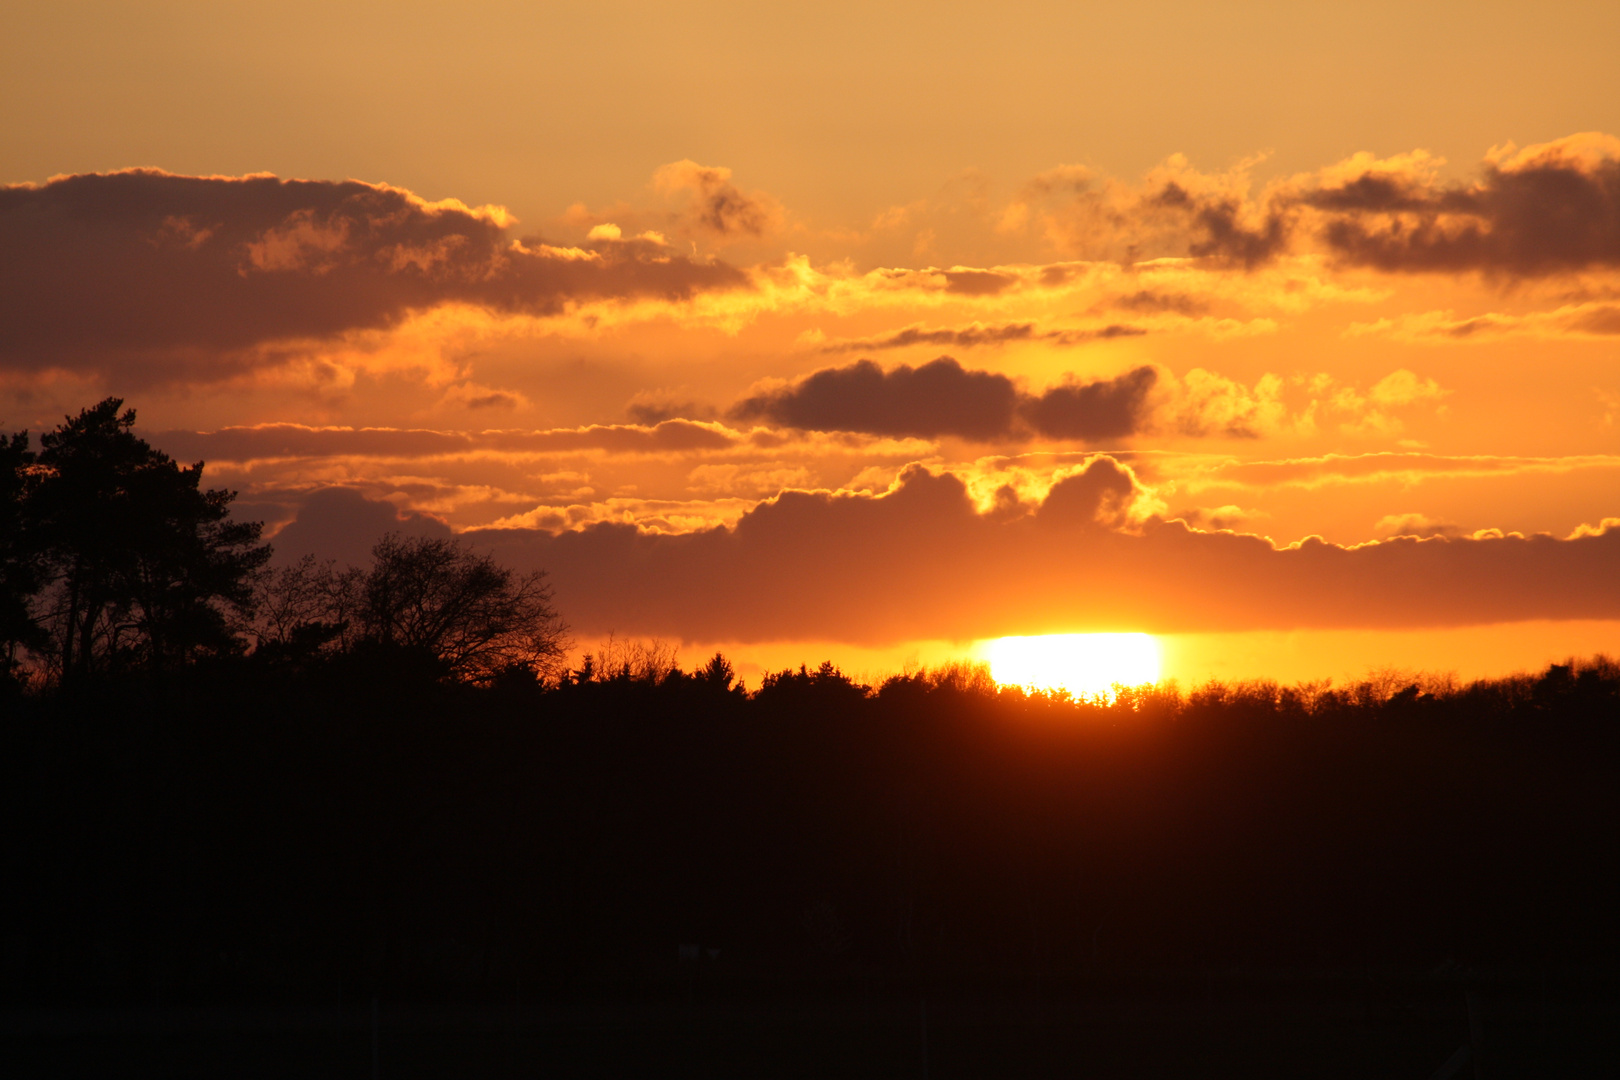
4,1 -> 1620,685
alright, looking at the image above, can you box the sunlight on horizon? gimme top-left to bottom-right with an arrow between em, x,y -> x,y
987,634 -> 1162,700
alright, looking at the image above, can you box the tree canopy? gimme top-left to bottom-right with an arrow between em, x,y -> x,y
30,399 -> 272,683
249,535 -> 571,683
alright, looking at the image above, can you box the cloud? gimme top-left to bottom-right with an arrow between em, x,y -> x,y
1375,512 -> 1465,539
651,160 -> 783,240
817,321 -> 1146,354
152,419 -> 740,464
1171,451 -> 1620,495
1175,504 -> 1266,531
1006,155 -> 1290,268
623,393 -> 716,424
940,269 -> 1018,295
1105,290 -> 1210,316
270,486 -> 452,568
729,357 -> 1021,441
1303,133 -> 1620,276
729,357 -> 1162,443
1151,179 -> 1289,269
1019,366 -> 1159,440
465,460 -> 1620,643
998,133 -> 1620,279
0,169 -> 749,383
1347,301 -> 1620,342
727,359 -> 1429,446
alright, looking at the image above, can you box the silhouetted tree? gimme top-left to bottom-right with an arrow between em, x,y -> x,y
360,533 -> 570,682
29,399 -> 270,684
0,428 -> 45,679
697,651 -> 736,689
572,633 -> 679,684
755,660 -> 870,710
250,553 -> 365,661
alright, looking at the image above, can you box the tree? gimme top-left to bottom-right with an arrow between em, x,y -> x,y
250,554 -> 365,662
755,661 -> 870,710
0,428 -> 45,678
30,399 -> 271,684
360,533 -> 570,683
571,633 -> 679,684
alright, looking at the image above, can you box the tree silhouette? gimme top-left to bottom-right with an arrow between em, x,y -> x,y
29,399 -> 270,684
250,553 -> 366,662
360,533 -> 570,682
0,428 -> 44,680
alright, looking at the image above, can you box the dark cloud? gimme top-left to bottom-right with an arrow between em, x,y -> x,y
821,323 -> 1040,353
467,462 -> 1620,643
622,390 -> 725,424
1572,304 -> 1620,334
653,161 -> 781,239
1024,170 -> 1296,269
0,169 -> 749,382
1150,183 -> 1290,269
818,322 -> 1146,354
942,270 -> 1017,295
1059,324 -> 1148,343
1107,290 -> 1209,316
270,487 -> 452,568
1305,141 -> 1620,276
1019,366 -> 1158,441
730,358 -> 1158,443
730,357 -> 1020,441
1017,134 -> 1620,276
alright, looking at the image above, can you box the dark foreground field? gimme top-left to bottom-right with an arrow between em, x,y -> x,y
8,974 -> 1620,1078
4,652 -> 1619,1076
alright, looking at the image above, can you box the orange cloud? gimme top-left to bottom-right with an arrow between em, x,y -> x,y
155,419 -> 740,463
1004,154 -> 1289,268
651,160 -> 784,240
1168,451 -> 1620,494
1347,301 -> 1620,342
815,321 -> 1145,354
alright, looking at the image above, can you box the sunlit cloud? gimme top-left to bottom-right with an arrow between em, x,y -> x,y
1347,301 -> 1620,342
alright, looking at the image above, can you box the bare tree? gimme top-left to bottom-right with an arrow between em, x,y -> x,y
250,555 -> 365,657
361,534 -> 570,683
575,633 -> 680,683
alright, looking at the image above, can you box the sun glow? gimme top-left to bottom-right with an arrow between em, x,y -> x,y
987,633 -> 1162,699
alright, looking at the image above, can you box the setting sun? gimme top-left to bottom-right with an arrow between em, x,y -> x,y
986,633 -> 1162,699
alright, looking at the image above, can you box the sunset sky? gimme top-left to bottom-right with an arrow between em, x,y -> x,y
5,0 -> 1620,685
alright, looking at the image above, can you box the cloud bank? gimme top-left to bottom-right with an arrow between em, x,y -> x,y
0,169 -> 748,382
437,461 -> 1620,643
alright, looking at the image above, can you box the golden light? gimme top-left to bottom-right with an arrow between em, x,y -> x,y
986,633 -> 1162,700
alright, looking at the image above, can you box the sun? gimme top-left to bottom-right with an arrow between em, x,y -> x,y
986,633 -> 1162,699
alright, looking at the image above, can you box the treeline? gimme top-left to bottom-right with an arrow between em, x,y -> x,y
3,649 -> 1619,1005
